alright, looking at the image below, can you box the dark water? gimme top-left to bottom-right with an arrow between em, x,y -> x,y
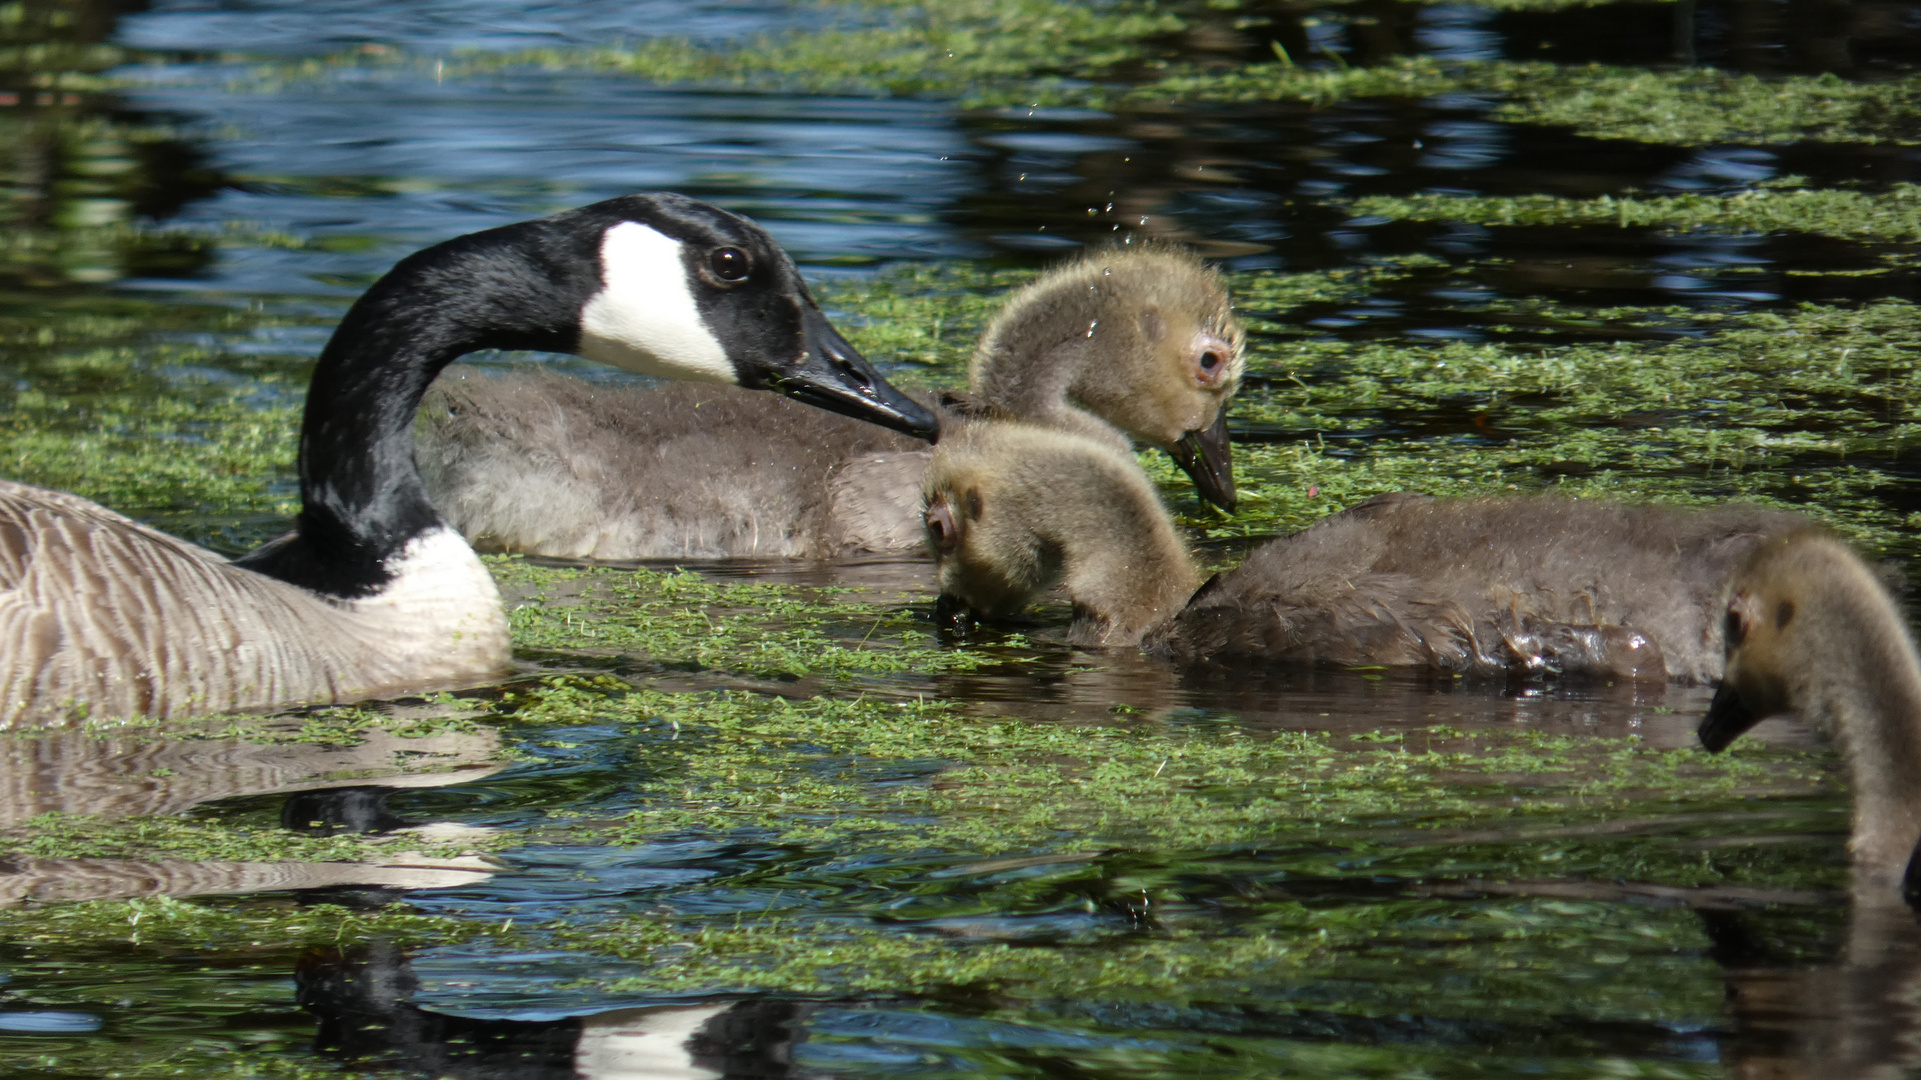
2,0 -> 1920,1076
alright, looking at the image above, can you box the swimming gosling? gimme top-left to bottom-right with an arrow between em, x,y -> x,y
416,246 -> 1244,560
1698,531 -> 1921,905
925,427 -> 1806,680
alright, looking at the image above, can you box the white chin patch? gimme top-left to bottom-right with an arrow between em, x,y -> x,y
577,222 -> 737,384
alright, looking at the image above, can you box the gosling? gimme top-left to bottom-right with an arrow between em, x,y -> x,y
1698,531 -> 1921,905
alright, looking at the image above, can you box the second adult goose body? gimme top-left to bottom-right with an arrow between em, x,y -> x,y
924,423 -> 1806,679
415,248 -> 1245,560
0,193 -> 936,727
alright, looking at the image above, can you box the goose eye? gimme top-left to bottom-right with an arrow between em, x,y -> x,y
709,247 -> 750,282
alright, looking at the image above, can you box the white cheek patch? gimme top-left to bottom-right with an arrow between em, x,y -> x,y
577,221 -> 737,385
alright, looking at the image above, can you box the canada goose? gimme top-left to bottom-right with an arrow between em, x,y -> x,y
0,193 -> 938,727
414,246 -> 1245,559
1696,531 -> 1921,904
925,425 -> 1806,680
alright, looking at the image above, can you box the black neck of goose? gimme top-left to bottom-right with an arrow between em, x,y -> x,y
238,219 -> 598,597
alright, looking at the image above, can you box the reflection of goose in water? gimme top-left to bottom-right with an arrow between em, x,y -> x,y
0,724 -> 500,827
0,856 -> 494,907
0,721 -> 505,906
299,944 -> 797,1079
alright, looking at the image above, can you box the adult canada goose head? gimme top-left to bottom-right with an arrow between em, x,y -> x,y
246,192 -> 935,598
1698,532 -> 1921,905
969,248 -> 1244,511
568,194 -> 934,434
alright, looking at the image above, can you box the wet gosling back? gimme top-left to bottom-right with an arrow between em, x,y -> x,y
1698,532 -> 1921,903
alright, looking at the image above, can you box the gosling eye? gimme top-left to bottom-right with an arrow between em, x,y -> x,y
965,488 -> 984,520
1199,350 -> 1223,374
708,246 -> 751,282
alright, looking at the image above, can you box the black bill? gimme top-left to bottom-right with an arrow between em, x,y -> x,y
1168,410 -> 1237,512
764,306 -> 939,442
1698,682 -> 1763,753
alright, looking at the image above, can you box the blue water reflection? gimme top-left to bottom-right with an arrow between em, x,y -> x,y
118,0 -> 824,55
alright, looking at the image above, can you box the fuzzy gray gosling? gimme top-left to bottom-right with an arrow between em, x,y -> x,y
1698,531 -> 1921,906
922,424 -> 1200,648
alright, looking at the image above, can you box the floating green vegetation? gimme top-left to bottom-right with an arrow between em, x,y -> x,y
0,302 -> 307,544
1138,58 -> 1921,146
1489,66 -> 1921,146
1137,53 -> 1467,106
205,0 -> 1185,105
510,687 -> 1822,862
1204,300 -> 1921,556
563,898 -> 1731,1029
1352,185 -> 1921,246
495,558 -> 1010,679
815,260 -> 1036,381
493,685 -> 1834,1008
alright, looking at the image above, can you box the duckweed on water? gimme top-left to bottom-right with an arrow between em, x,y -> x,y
2,807 -> 497,864
501,687 -> 1822,858
491,687 -> 1833,1007
1352,185 -> 1921,246
495,559 -> 1009,678
560,899 -> 1731,1028
1143,59 -> 1921,146
209,0 -> 1184,105
1201,300 -> 1921,552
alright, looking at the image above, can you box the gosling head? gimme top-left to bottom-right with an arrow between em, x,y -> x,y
923,423 -> 1200,647
553,193 -> 937,440
1699,532 -> 1913,753
971,247 -> 1246,510
922,430 -> 1068,628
